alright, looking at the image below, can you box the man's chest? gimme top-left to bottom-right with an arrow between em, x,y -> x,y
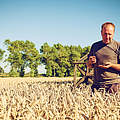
95,46 -> 118,64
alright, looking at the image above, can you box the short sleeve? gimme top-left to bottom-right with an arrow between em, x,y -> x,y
87,44 -> 95,60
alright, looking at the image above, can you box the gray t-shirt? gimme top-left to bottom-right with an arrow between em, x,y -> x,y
88,40 -> 120,84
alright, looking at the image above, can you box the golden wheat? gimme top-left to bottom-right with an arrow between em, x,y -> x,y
0,77 -> 120,120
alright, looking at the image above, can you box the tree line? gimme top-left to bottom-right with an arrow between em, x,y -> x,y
0,39 -> 90,77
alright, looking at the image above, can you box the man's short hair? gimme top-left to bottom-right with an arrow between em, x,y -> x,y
101,22 -> 115,32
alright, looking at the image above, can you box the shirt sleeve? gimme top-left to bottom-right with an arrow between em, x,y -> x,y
117,42 -> 120,64
87,44 -> 95,60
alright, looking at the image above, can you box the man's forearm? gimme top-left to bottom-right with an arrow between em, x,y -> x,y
111,64 -> 120,71
99,62 -> 120,71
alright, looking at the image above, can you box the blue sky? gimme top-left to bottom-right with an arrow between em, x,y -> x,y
0,0 -> 120,73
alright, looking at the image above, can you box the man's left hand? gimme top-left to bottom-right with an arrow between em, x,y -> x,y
98,62 -> 112,69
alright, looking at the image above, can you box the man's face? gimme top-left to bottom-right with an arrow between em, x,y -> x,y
101,25 -> 114,44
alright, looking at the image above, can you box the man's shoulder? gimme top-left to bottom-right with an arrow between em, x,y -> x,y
91,40 -> 103,47
111,40 -> 120,49
113,40 -> 120,46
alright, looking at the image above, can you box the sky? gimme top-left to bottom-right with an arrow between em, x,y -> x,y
0,0 -> 120,73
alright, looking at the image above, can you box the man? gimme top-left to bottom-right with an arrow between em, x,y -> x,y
88,22 -> 120,93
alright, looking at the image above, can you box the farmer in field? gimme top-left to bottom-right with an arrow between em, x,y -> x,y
88,22 -> 120,93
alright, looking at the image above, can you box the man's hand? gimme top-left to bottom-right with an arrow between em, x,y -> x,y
98,62 -> 120,71
88,56 -> 96,68
98,62 -> 112,69
89,56 -> 96,64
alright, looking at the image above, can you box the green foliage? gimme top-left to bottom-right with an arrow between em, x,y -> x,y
9,68 -> 19,77
4,40 -> 40,77
0,49 -> 5,60
0,66 -> 4,73
3,39 -> 90,77
81,46 -> 91,57
40,43 -> 90,77
0,49 -> 5,74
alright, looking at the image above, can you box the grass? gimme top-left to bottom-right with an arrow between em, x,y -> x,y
0,77 -> 120,120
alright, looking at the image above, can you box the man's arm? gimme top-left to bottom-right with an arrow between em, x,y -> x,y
87,44 -> 97,68
98,62 -> 120,71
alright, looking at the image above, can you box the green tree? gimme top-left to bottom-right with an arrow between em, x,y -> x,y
40,43 -> 53,76
0,49 -> 5,74
0,49 -> 5,60
40,43 -> 70,77
40,42 -> 90,77
81,46 -> 91,57
68,45 -> 82,76
54,43 -> 70,77
4,40 -> 40,77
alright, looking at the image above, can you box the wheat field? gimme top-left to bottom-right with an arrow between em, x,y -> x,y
0,77 -> 120,120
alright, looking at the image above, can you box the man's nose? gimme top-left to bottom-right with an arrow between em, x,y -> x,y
106,34 -> 109,39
